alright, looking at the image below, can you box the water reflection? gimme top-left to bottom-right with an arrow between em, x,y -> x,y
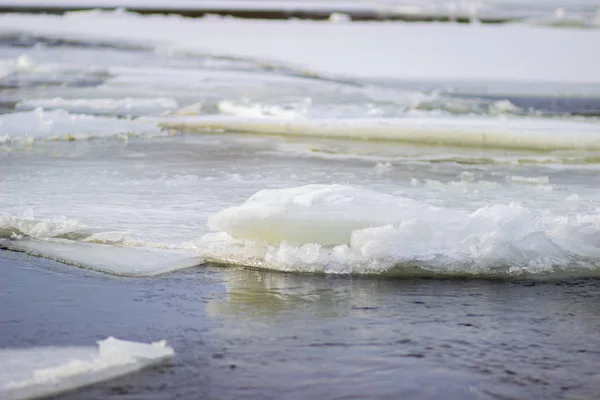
207,266 -> 359,319
203,265 -> 600,399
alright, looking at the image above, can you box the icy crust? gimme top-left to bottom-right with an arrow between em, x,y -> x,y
0,337 -> 174,400
159,115 -> 600,151
215,98 -> 523,119
1,238 -> 203,276
16,97 -> 179,116
0,108 -> 163,143
0,210 -> 83,239
200,185 -> 600,277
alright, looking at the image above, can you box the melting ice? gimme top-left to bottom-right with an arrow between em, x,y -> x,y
0,337 -> 174,400
200,184 -> 600,276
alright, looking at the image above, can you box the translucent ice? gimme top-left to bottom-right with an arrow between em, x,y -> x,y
0,337 -> 174,400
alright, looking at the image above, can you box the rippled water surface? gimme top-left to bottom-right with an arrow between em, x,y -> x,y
3,251 -> 600,400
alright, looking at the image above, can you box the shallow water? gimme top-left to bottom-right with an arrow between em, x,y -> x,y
1,9 -> 600,399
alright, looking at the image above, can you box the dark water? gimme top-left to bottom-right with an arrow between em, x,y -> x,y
3,250 -> 600,400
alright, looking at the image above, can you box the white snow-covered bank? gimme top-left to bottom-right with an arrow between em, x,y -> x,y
0,11 -> 599,83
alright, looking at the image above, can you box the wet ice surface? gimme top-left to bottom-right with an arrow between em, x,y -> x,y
2,133 -> 600,277
2,251 -> 600,400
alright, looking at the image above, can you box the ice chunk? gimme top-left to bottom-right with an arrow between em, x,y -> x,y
201,185 -> 600,277
217,99 -> 308,119
506,176 -> 550,184
208,184 -> 438,246
0,337 -> 174,400
1,238 -> 203,277
0,211 -> 83,239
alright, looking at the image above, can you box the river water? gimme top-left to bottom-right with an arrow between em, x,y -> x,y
1,8 -> 600,400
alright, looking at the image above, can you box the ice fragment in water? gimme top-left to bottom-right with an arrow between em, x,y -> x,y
202,184 -> 600,276
0,337 -> 174,400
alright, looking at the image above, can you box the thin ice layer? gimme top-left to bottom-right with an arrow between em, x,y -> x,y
1,238 -> 203,276
16,97 -> 179,116
0,210 -> 83,239
159,115 -> 600,151
0,337 -> 174,400
201,185 -> 600,276
0,108 -> 162,143
0,211 -> 203,276
0,11 -> 599,84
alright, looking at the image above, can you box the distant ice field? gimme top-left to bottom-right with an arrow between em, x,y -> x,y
0,10 -> 599,278
1,10 -> 600,83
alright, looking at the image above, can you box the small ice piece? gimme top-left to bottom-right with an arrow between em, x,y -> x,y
217,99 -> 306,119
374,162 -> 393,175
0,337 -> 174,400
506,175 -> 550,185
172,102 -> 203,116
488,99 -> 520,114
